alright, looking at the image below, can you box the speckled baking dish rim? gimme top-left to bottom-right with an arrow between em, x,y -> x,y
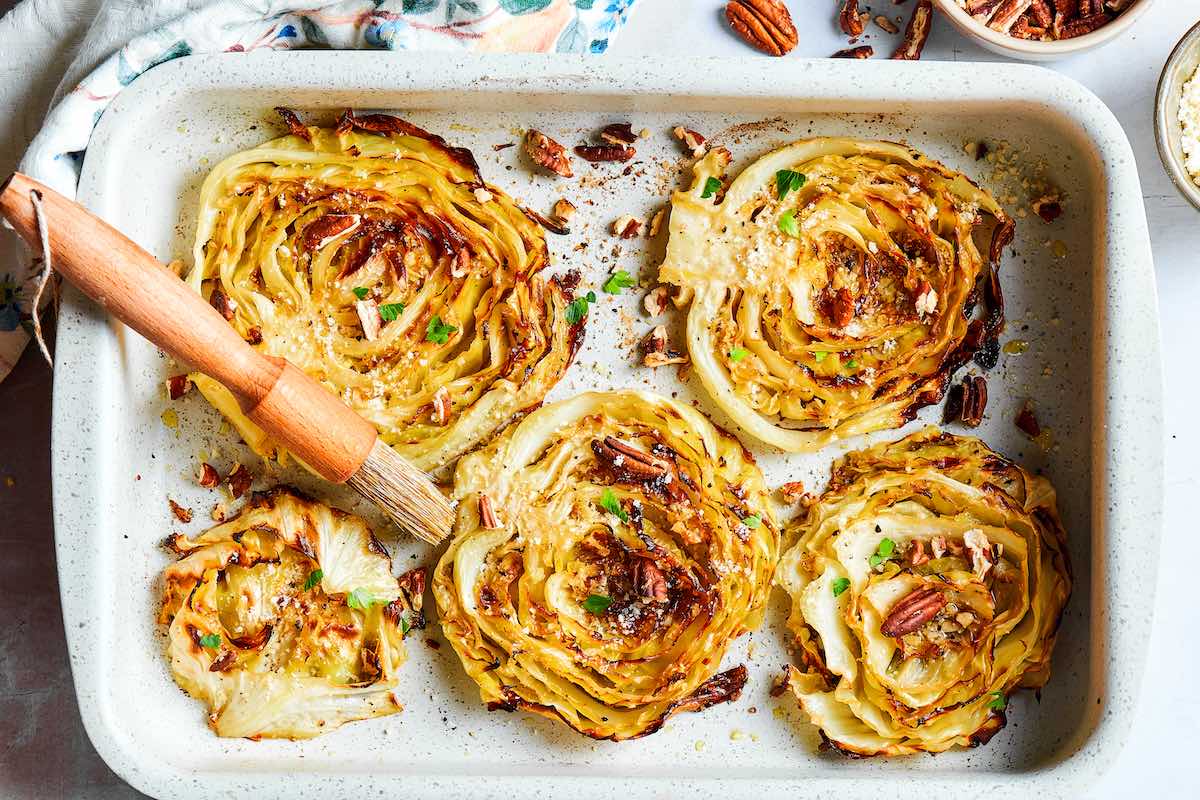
52,52 -> 1162,799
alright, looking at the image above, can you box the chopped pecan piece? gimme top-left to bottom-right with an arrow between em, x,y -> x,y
648,208 -> 666,237
166,374 -> 192,400
197,462 -> 220,488
892,0 -> 933,59
1015,400 -> 1041,438
592,436 -> 669,480
478,494 -> 503,530
245,326 -> 263,345
553,198 -> 577,224
168,498 -> 193,524
910,538 -> 930,566
725,0 -> 798,57
832,45 -> 874,58
643,286 -> 670,317
779,481 -> 808,504
944,375 -> 988,427
874,14 -> 900,34
640,326 -> 688,368
575,144 -> 636,163
1032,193 -> 1063,222
987,0 -> 1033,33
355,299 -> 382,342
473,187 -> 493,203
1029,0 -> 1055,26
963,529 -> 995,580
274,107 -> 312,142
226,463 -> 253,499
672,126 -> 707,157
839,0 -> 866,36
210,502 -> 228,523
914,281 -> 938,317
612,215 -> 642,239
1060,13 -> 1109,37
431,387 -> 451,426
599,123 -> 638,146
209,287 -> 237,321
880,587 -> 947,638
524,129 -> 573,178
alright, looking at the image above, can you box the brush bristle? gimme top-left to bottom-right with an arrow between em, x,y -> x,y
347,439 -> 454,545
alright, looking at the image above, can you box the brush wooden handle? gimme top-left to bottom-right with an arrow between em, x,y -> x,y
0,172 -> 375,483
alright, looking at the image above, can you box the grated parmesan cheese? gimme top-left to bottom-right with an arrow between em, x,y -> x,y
1180,65 -> 1200,182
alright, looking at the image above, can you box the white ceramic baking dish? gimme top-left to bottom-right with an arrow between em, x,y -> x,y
53,52 -> 1162,799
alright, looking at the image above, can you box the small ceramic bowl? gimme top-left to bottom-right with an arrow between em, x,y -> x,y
1156,17 -> 1200,213
933,0 -> 1155,61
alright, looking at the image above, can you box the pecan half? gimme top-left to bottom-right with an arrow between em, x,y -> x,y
880,587 -> 947,638
478,494 -> 503,530
641,326 -> 688,368
168,498 -> 193,524
944,375 -> 988,427
226,463 -> 253,499
599,123 -> 638,146
524,129 -> 573,178
725,0 -> 798,57
197,462 -> 220,488
638,560 -> 669,603
592,436 -> 668,480
839,0 -> 866,36
672,126 -> 707,156
892,0 -> 933,59
832,45 -> 874,58
166,374 -> 192,400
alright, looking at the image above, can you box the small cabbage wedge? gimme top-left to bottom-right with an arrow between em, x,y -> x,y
158,489 -> 425,739
434,390 -> 779,740
659,139 -> 1013,451
186,110 -> 581,476
777,428 -> 1071,755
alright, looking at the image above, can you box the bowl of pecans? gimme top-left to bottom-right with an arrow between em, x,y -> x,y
933,0 -> 1155,60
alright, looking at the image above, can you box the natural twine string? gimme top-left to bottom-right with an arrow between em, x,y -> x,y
28,189 -> 55,368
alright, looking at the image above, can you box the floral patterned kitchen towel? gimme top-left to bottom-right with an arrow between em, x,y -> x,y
1,0 -> 639,381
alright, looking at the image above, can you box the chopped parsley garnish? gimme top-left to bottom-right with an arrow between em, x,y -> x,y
845,359 -> 859,369
347,588 -> 375,610
352,286 -> 370,300
831,577 -> 850,597
701,176 -> 723,199
602,269 -> 637,295
599,488 -> 629,523
565,290 -> 597,324
583,594 -> 613,614
199,633 -> 221,649
302,568 -> 323,592
379,302 -> 405,321
868,537 -> 896,569
729,347 -> 749,361
813,351 -> 828,363
775,169 -> 807,201
987,691 -> 1008,711
742,514 -> 762,529
425,316 -> 457,344
778,209 -> 800,238
400,614 -> 411,635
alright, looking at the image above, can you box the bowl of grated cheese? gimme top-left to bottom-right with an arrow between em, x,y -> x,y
1156,17 -> 1200,212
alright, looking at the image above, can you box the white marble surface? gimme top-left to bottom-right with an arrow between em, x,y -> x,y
0,1 -> 1195,797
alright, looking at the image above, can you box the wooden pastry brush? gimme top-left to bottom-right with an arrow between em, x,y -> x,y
0,172 -> 454,545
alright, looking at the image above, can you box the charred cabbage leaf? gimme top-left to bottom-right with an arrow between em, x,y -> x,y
777,428 -> 1071,755
434,390 -> 779,740
658,139 -> 1013,451
186,110 -> 582,476
159,488 -> 424,739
